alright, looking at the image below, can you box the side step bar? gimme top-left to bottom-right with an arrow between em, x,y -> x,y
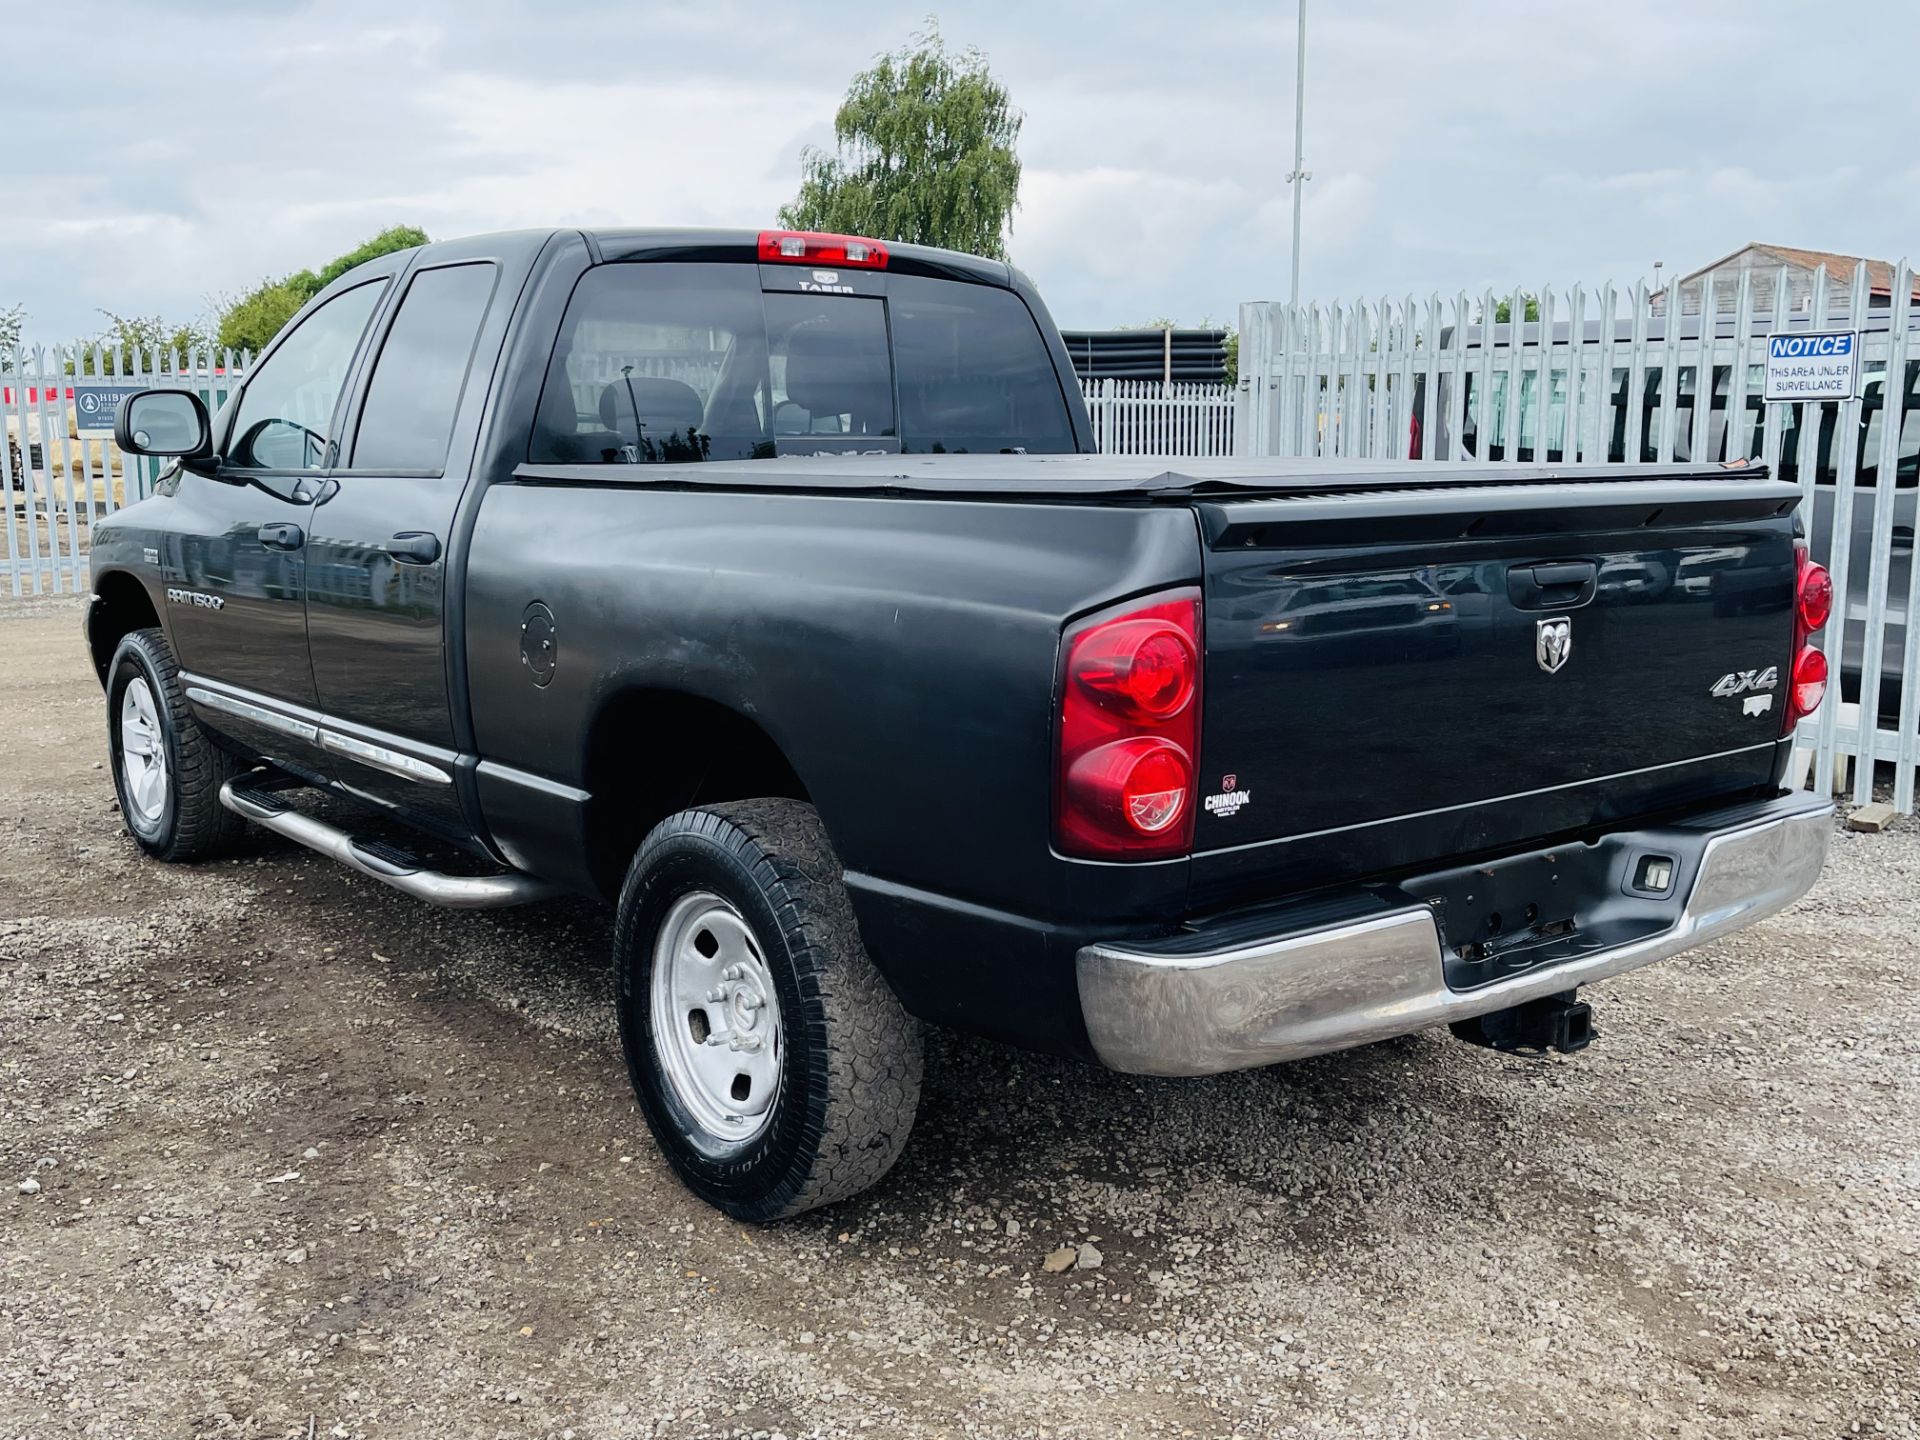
219,780 -> 563,910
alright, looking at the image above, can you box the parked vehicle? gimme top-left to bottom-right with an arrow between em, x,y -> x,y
1409,310 -> 1917,719
87,228 -> 1834,1219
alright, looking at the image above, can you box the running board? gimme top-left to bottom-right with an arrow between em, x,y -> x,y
219,780 -> 562,910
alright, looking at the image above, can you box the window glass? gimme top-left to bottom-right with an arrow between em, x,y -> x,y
352,263 -> 496,471
226,280 -> 384,470
531,262 -> 1073,465
762,292 -> 894,440
890,276 -> 1071,453
532,263 -> 770,464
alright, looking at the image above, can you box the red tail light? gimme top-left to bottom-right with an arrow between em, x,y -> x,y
1797,557 -> 1834,633
1790,645 -> 1829,721
1056,591 -> 1201,859
757,230 -> 889,269
1785,542 -> 1831,731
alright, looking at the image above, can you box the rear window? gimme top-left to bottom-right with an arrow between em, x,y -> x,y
529,262 -> 1073,464
890,274 -> 1072,453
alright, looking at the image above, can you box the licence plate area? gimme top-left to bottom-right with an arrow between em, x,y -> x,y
1402,832 -> 1695,991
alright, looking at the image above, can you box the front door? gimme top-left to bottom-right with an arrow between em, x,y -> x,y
303,260 -> 501,836
171,276 -> 389,773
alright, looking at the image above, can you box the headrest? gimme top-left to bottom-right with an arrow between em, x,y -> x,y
780,319 -> 892,424
599,375 -> 706,438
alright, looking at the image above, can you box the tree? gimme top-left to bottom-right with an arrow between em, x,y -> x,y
1491,294 -> 1541,324
0,303 -> 22,357
96,310 -> 212,358
779,24 -> 1021,259
217,224 -> 429,353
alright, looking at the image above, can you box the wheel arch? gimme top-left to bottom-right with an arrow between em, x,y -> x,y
580,685 -> 812,899
87,569 -> 164,685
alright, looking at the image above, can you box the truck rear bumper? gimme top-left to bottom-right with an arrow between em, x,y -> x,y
1076,792 -> 1833,1076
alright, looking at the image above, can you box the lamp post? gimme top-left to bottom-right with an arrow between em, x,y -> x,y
1286,0 -> 1310,311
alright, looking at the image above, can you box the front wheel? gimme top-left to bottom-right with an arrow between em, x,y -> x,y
615,799 -> 922,1221
106,628 -> 248,862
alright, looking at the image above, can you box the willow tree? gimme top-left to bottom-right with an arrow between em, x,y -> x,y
779,26 -> 1022,259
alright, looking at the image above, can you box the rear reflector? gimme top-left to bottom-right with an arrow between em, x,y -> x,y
757,230 -> 890,269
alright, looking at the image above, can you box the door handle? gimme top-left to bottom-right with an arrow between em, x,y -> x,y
384,531 -> 442,565
258,522 -> 305,551
1507,560 -> 1597,611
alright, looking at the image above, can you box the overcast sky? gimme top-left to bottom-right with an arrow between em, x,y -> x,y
7,0 -> 1919,342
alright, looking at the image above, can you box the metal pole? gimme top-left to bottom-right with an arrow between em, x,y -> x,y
1286,0 -> 1310,310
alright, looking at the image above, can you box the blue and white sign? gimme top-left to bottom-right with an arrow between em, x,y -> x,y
71,381 -> 148,439
1763,331 -> 1858,403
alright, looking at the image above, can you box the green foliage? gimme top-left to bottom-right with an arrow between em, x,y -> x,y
59,310 -> 215,373
1492,294 -> 1541,324
312,225 -> 429,291
217,282 -> 310,355
216,225 -> 429,353
96,310 -> 212,357
0,303 -> 22,356
779,23 -> 1021,259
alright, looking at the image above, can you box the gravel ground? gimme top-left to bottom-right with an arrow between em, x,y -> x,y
2,601 -> 1916,1439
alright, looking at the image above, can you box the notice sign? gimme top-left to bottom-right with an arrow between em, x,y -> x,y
72,381 -> 149,439
1764,331 -> 1858,403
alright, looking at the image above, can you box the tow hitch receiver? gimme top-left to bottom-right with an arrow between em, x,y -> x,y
1450,990 -> 1594,1055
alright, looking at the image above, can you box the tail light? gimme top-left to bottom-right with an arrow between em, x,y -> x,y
757,230 -> 889,269
1056,591 -> 1201,859
1785,542 -> 1831,731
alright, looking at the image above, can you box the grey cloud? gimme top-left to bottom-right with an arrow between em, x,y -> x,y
6,0 -> 1918,341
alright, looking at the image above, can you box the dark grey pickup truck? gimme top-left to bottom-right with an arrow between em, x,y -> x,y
87,227 -> 1834,1219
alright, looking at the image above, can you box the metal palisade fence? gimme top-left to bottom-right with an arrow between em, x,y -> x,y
3,344 -> 248,596
1,355 -> 1239,600
1237,261 -> 1920,814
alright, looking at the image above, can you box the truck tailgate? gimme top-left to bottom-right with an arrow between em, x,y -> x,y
1189,472 -> 1803,907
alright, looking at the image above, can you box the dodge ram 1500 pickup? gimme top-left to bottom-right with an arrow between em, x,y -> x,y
87,227 -> 1836,1220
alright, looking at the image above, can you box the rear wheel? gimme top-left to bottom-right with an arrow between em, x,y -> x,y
107,628 -> 248,862
615,799 -> 922,1221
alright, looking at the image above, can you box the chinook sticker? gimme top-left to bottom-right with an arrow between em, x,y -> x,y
1205,774 -> 1252,819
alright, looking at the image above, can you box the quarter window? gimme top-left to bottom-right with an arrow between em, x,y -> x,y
352,263 -> 498,472
225,280 -> 385,471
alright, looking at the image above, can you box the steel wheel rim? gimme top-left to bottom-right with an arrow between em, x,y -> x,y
119,677 -> 168,825
649,890 -> 783,1144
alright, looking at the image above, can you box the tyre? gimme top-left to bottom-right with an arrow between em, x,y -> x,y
106,627 -> 248,863
615,799 -> 922,1221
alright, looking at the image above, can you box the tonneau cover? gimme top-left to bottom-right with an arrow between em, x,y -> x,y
511,453 -> 1778,502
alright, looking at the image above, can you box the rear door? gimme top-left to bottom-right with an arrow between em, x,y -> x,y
303,257 -> 503,835
1185,471 -> 1801,908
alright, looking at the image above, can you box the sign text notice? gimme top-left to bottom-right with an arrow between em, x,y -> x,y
1763,331 -> 1858,403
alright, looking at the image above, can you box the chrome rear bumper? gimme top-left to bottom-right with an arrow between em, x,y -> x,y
1076,793 -> 1833,1076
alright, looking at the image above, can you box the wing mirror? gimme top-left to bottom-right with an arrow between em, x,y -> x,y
114,389 -> 215,469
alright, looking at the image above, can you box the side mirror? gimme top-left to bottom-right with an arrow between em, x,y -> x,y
114,389 -> 213,464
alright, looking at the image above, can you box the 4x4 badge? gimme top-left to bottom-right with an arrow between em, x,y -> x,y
1535,617 -> 1572,674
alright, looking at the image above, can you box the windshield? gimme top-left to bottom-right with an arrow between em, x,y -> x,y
530,261 -> 1074,463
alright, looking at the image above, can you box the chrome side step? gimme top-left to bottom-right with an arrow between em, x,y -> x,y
219,780 -> 563,910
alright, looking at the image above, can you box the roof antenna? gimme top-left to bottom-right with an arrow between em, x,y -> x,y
620,364 -> 645,463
